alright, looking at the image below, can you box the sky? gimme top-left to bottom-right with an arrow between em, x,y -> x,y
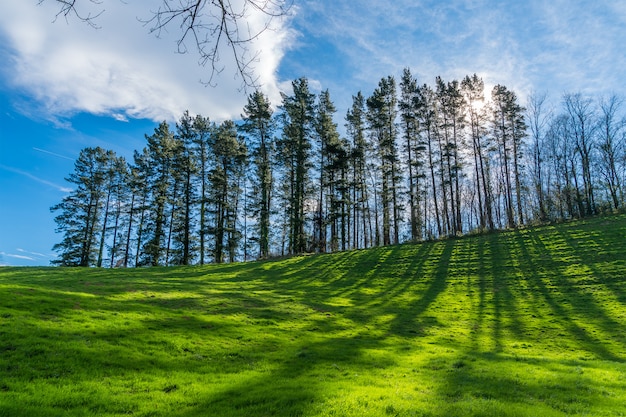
1,0 -> 625,266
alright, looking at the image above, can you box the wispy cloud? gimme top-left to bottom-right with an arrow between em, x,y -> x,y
285,0 -> 626,109
33,147 -> 75,161
16,248 -> 51,259
0,164 -> 72,193
0,249 -> 52,265
0,251 -> 34,261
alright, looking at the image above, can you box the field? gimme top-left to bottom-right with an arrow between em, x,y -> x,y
1,215 -> 626,416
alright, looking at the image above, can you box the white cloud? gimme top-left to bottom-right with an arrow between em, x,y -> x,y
0,1 -> 295,122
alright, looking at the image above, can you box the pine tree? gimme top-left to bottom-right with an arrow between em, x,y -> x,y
399,68 -> 426,241
104,154 -> 129,268
435,77 -> 465,235
241,90 -> 275,259
95,150 -> 124,268
51,147 -> 111,266
278,77 -> 316,254
367,76 -> 401,245
416,83 -> 443,237
491,85 -> 527,227
345,91 -> 372,249
462,74 -> 493,230
130,149 -> 152,266
141,121 -> 181,266
173,111 -> 200,265
189,114 -> 212,265
209,120 -> 248,263
122,159 -> 144,267
55,78 -> 620,263
315,89 -> 345,252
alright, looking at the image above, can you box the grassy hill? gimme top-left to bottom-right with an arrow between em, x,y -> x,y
1,215 -> 626,416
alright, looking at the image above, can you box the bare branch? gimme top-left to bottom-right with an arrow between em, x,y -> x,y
43,0 -> 293,89
40,0 -> 105,28
143,0 -> 292,89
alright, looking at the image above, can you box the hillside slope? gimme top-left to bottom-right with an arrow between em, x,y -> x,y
1,215 -> 626,416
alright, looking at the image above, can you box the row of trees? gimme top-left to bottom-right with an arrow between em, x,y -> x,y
51,72 -> 626,266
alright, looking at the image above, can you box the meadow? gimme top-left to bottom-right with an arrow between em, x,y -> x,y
1,215 -> 626,416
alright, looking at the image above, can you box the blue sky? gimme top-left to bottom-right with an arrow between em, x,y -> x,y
1,0 -> 625,266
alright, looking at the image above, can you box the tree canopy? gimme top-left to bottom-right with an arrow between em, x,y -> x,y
51,75 -> 626,266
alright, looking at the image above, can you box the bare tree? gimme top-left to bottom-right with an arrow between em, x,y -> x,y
41,0 -> 292,88
564,93 -> 598,216
526,91 -> 551,222
597,95 -> 626,210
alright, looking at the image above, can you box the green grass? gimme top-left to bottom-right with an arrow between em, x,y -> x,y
1,215 -> 626,416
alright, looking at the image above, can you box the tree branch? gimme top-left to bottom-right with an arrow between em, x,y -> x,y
40,0 -> 105,28
42,0 -> 293,89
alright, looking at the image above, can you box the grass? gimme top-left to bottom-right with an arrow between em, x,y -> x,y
1,215 -> 626,416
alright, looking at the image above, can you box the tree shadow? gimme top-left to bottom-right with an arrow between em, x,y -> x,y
3,218 -> 626,415
513,229 -> 626,362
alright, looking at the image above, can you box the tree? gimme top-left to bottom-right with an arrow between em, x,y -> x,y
491,85 -> 526,227
278,77 -> 316,254
564,93 -> 597,216
43,0 -> 292,88
545,114 -> 579,219
121,159 -> 144,267
461,74 -> 493,230
399,68 -> 425,241
416,83 -> 443,237
190,114 -> 213,264
433,78 -> 452,235
367,76 -> 401,245
241,90 -> 275,259
94,149 -> 115,268
173,111 -> 200,265
208,120 -> 248,263
95,151 -> 129,268
315,89 -> 346,252
345,91 -> 372,249
128,149 -> 153,267
59,76 -> 626,264
597,95 -> 625,210
141,121 -> 181,266
51,147 -> 113,266
526,91 -> 551,222
436,76 -> 465,235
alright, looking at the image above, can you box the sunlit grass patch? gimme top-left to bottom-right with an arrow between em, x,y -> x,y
1,214 -> 626,416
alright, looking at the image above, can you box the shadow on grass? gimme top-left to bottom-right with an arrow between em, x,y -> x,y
2,216 -> 626,416
428,219 -> 626,415
429,350 -> 619,416
513,229 -> 626,362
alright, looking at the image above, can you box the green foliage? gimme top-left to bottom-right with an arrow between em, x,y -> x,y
367,75 -> 401,246
3,215 -> 626,416
278,77 -> 317,254
241,91 -> 275,260
51,147 -> 125,267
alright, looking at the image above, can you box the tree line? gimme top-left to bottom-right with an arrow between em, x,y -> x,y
51,71 -> 626,266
